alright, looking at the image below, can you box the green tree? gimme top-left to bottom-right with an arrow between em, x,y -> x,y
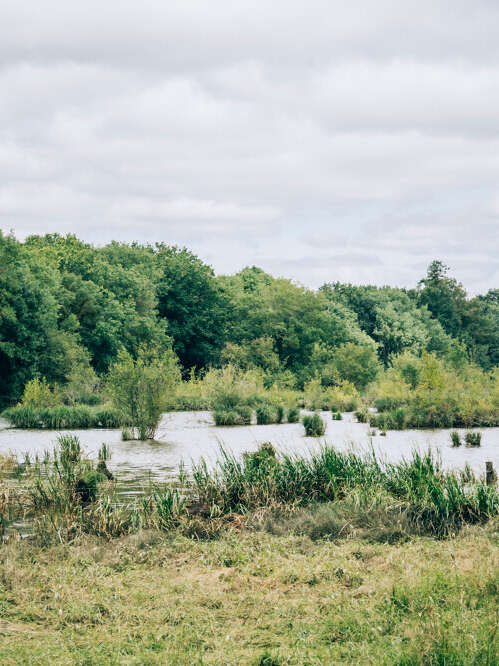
333,342 -> 381,390
418,260 -> 467,338
155,246 -> 227,371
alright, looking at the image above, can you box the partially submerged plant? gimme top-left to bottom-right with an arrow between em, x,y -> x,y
450,431 -> 461,447
465,431 -> 481,447
302,414 -> 326,437
256,404 -> 278,425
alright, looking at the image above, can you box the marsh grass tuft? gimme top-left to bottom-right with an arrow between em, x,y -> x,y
302,414 -> 326,437
465,431 -> 482,447
256,404 -> 278,425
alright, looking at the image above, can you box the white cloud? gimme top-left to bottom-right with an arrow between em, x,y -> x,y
1,0 -> 498,294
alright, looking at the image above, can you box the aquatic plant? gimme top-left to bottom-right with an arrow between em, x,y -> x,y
465,431 -> 481,447
1,405 -> 122,430
450,431 -> 461,447
287,407 -> 300,423
256,404 -> 278,425
213,406 -> 252,426
302,414 -> 326,437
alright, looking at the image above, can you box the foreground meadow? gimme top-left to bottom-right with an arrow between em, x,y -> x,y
0,524 -> 498,665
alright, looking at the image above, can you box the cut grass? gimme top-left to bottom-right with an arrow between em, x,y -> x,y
0,524 -> 497,664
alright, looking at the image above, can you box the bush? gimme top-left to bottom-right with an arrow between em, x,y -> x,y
276,405 -> 285,423
287,408 -> 300,423
302,414 -> 326,437
21,377 -> 60,408
465,432 -> 481,447
106,347 -> 180,440
256,404 -> 278,425
331,411 -> 342,421
355,408 -> 368,423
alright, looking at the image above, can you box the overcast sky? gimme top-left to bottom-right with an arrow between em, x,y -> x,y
1,1 -> 498,294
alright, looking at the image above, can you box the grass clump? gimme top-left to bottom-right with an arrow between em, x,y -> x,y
213,406 -> 252,426
302,413 -> 326,437
188,446 -> 498,538
465,431 -> 482,447
355,408 -> 368,423
256,404 -> 278,425
331,411 -> 342,420
287,407 -> 300,423
1,405 -> 121,429
450,431 -> 461,447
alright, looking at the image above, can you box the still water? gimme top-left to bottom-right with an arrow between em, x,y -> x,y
1,411 -> 497,499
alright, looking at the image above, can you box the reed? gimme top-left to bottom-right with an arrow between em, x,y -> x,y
465,431 -> 482,447
302,414 -> 326,436
2,405 -> 122,429
256,404 -> 278,425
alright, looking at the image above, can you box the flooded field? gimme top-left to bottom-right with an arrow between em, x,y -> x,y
1,411 -> 497,500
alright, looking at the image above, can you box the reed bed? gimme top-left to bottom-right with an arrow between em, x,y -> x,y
2,405 -> 122,429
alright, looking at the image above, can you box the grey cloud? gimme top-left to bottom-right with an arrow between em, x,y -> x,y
1,1 -> 498,295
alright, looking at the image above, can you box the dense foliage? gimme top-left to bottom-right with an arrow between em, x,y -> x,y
1,232 -> 498,414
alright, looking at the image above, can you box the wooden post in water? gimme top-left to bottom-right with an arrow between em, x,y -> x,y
485,462 -> 497,486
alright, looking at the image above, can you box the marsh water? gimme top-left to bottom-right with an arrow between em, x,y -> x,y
1,411 -> 498,501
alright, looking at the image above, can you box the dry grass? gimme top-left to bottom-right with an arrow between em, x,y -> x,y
0,521 -> 497,664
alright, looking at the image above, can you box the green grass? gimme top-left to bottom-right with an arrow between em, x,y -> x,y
2,405 -> 122,429
0,525 -> 497,664
1,435 -> 498,663
256,404 -> 278,425
213,406 -> 252,426
302,413 -> 326,437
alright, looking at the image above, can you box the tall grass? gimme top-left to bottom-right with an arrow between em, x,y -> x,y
302,414 -> 326,436
2,405 -> 122,429
188,445 -> 498,537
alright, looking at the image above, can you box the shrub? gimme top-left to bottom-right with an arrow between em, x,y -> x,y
21,377 -> 60,408
355,408 -> 368,423
465,432 -> 481,447
276,405 -> 285,423
450,431 -> 461,447
256,404 -> 278,425
106,347 -> 180,440
287,408 -> 300,423
302,414 -> 325,437
331,411 -> 342,421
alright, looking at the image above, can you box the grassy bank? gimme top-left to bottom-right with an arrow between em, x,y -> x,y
1,436 -> 498,664
0,525 -> 497,664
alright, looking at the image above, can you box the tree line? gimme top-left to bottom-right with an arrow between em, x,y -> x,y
1,230 -> 497,408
